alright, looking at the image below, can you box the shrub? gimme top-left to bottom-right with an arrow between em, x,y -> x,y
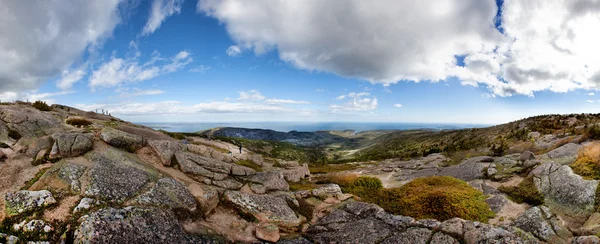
31,100 -> 52,111
571,142 -> 600,180
322,173 -> 358,187
361,176 -> 495,222
353,176 -> 383,189
498,177 -> 544,205
586,124 -> 600,140
66,118 -> 92,127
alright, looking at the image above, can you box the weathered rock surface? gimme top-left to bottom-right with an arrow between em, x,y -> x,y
521,151 -> 536,162
187,143 -> 234,163
530,162 -> 598,219
282,164 -> 311,183
132,178 -> 197,211
305,201 -> 527,244
148,140 -> 185,166
573,236 -> 600,244
73,198 -> 100,214
311,184 -> 342,199
188,183 -> 219,215
512,206 -> 572,243
244,171 -> 289,193
74,207 -> 219,243
100,127 -> 147,152
544,143 -> 583,165
256,223 -> 281,242
4,190 -> 56,216
438,156 -> 492,181
57,162 -> 87,192
84,148 -> 156,202
223,191 -> 302,230
0,105 -> 65,139
49,133 -> 93,158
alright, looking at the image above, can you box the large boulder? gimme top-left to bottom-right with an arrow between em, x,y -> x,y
132,178 -> 197,211
530,162 -> 598,220
437,156 -> 492,181
73,207 -> 219,243
49,133 -> 93,158
512,206 -> 572,243
243,171 -> 289,193
188,183 -> 219,215
282,164 -> 311,183
100,127 -> 147,152
0,105 -> 64,139
4,190 -> 56,217
222,191 -> 302,231
84,148 -> 157,203
520,151 -> 536,162
544,143 -> 582,165
148,140 -> 185,166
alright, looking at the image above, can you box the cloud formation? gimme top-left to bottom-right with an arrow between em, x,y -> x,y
0,0 -> 123,93
89,50 -> 192,90
142,0 -> 184,35
238,90 -> 265,101
226,45 -> 242,57
331,92 -> 378,112
198,0 -> 600,97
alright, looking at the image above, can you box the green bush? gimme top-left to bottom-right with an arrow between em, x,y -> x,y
571,142 -> 600,180
353,176 -> 383,189
66,118 -> 92,127
358,176 -> 495,222
31,100 -> 52,111
498,177 -> 544,205
586,124 -> 600,140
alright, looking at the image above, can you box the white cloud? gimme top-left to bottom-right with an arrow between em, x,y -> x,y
587,100 -> 595,103
589,93 -> 596,96
57,67 -> 87,89
189,65 -> 213,73
238,90 -> 265,101
265,99 -> 310,105
330,92 -> 378,112
198,0 -> 600,97
393,104 -> 403,108
315,89 -> 325,92
89,50 -> 192,90
75,100 -> 290,116
226,45 -> 242,57
142,0 -> 184,35
0,0 -> 123,94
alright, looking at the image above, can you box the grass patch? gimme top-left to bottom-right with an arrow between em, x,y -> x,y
66,118 -> 92,127
31,100 -> 52,111
498,177 -> 544,205
289,180 -> 318,191
571,142 -> 600,180
235,159 -> 263,172
309,163 -> 359,174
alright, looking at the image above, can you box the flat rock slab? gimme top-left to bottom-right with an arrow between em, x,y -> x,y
544,143 -> 582,165
85,148 -> 157,203
57,162 -> 87,192
74,207 -> 220,244
132,178 -> 197,211
223,191 -> 301,230
243,171 -> 289,193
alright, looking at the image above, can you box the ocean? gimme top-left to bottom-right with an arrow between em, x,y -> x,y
137,122 -> 490,133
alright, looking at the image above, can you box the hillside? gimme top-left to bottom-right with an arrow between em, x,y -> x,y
1,102 -> 600,243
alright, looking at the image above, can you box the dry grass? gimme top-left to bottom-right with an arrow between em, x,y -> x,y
571,142 -> 600,180
322,173 -> 359,187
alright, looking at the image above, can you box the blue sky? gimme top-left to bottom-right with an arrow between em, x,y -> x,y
2,0 -> 600,124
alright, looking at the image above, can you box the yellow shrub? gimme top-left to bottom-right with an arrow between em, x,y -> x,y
571,142 -> 600,180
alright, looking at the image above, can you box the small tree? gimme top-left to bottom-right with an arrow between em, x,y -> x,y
32,100 -> 52,111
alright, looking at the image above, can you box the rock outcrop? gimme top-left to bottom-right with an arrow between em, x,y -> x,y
530,162 -> 598,221
49,133 -> 93,158
132,178 -> 197,211
4,190 -> 56,217
223,191 -> 303,231
148,140 -> 185,166
100,127 -> 147,152
512,206 -> 572,243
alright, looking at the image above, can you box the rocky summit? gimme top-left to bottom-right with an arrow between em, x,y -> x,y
4,103 -> 600,243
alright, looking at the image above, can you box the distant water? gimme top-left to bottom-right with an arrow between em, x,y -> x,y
137,122 -> 489,133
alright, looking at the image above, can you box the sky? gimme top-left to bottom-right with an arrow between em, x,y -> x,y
2,0 -> 600,124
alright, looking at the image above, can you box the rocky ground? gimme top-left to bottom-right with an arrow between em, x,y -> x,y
1,103 -> 600,243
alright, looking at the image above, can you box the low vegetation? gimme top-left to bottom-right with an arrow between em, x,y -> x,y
322,175 -> 494,222
31,100 -> 52,111
66,118 -> 93,127
571,142 -> 600,180
498,177 -> 544,205
235,159 -> 263,172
